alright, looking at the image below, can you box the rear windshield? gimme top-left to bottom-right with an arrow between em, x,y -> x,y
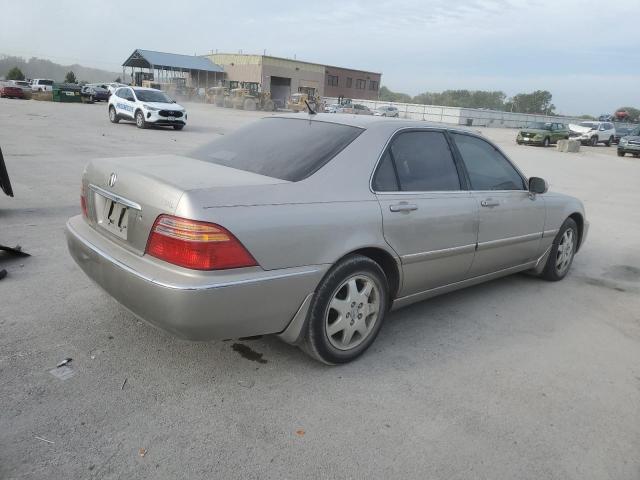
189,118 -> 364,182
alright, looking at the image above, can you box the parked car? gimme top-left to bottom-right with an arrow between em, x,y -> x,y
108,86 -> 186,130
0,83 -> 25,99
341,104 -> 373,115
106,82 -> 128,96
30,79 -> 54,92
81,85 -> 110,103
617,125 -> 640,157
374,105 -> 400,117
66,115 -> 588,364
613,125 -> 635,144
324,103 -> 341,113
569,121 -> 616,146
516,122 -> 569,147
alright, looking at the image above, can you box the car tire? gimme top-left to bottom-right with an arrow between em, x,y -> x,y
89,95 -> 94,103
135,110 -> 147,129
540,218 -> 578,282
590,136 -> 598,147
542,137 -> 550,147
173,125 -> 184,131
302,254 -> 389,364
108,106 -> 119,123
617,150 -> 625,157
605,136 -> 613,147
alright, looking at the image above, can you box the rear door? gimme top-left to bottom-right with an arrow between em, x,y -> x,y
374,129 -> 478,296
114,88 -> 135,118
450,132 -> 545,277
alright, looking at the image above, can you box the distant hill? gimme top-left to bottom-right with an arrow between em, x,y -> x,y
0,55 -> 124,83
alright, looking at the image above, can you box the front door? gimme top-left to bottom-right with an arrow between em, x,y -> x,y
374,130 -> 478,296
449,132 -> 546,277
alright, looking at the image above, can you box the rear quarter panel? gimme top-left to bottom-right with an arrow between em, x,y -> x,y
175,199 -> 394,271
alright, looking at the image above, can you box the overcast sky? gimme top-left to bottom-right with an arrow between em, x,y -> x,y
1,0 -> 638,115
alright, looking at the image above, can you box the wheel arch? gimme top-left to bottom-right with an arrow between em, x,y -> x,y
337,246 -> 401,302
568,212 -> 585,251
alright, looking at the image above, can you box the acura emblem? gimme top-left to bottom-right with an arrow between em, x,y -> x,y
108,172 -> 117,187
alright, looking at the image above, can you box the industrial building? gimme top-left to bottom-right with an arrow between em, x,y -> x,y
122,49 -> 224,91
206,53 -> 381,107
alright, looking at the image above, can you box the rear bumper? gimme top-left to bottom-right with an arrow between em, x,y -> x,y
66,215 -> 325,340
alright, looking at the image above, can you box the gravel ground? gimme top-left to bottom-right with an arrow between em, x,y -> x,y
1,99 -> 639,480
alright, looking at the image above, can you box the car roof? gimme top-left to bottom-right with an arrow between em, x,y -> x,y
131,87 -> 162,92
272,113 -> 479,134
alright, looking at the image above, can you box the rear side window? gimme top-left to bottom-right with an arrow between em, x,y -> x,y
373,131 -> 460,192
451,133 -> 525,191
189,118 -> 363,182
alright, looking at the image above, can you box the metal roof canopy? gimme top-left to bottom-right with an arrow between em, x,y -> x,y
123,49 -> 223,73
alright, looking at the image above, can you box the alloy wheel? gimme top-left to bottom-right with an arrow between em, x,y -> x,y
555,228 -> 575,274
325,274 -> 381,351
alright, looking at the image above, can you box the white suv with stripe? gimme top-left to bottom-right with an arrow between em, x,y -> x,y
108,87 -> 187,130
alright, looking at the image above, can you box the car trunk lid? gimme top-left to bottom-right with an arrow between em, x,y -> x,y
83,154 -> 288,254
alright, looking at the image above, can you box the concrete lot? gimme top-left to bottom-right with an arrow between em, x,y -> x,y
1,99 -> 639,480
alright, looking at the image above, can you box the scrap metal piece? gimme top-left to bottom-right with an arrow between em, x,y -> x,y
0,146 -> 13,197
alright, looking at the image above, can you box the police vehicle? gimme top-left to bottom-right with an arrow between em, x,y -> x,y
108,86 -> 187,130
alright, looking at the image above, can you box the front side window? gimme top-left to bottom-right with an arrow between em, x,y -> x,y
451,133 -> 525,191
373,131 -> 461,192
189,118 -> 363,182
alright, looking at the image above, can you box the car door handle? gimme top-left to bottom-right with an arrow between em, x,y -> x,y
480,199 -> 500,207
389,203 -> 418,212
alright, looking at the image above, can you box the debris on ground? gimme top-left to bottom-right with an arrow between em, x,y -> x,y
295,429 -> 305,437
231,343 -> 268,364
237,379 -> 255,389
138,448 -> 147,457
0,244 -> 30,257
56,358 -> 72,368
121,378 -> 127,390
34,435 -> 54,444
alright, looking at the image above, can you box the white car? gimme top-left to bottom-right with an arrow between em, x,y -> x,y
30,79 -> 54,92
108,86 -> 187,130
569,121 -> 616,146
373,105 -> 400,117
106,82 -> 127,96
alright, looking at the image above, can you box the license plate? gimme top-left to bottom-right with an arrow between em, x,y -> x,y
168,116 -> 175,121
98,198 -> 129,239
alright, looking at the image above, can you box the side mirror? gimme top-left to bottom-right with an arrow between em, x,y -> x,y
529,177 -> 548,194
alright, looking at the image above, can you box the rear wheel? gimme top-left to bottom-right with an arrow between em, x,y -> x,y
605,135 -> 613,147
108,106 -> 119,123
540,218 -> 578,281
542,137 -> 550,147
135,110 -> 146,129
302,255 -> 389,364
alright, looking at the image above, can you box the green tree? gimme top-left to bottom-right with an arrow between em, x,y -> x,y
64,71 -> 77,84
505,90 -> 555,115
378,86 -> 412,103
615,107 -> 640,122
6,67 -> 25,80
411,90 -> 506,110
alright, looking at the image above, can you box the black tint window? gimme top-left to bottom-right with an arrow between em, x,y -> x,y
384,131 -> 460,191
451,133 -> 525,190
373,152 -> 399,191
189,118 -> 363,182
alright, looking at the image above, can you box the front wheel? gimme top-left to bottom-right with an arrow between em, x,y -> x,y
617,150 -> 625,157
302,255 -> 389,364
540,218 -> 578,281
173,125 -> 184,130
590,136 -> 598,147
135,110 -> 146,129
108,106 -> 119,123
542,137 -> 550,147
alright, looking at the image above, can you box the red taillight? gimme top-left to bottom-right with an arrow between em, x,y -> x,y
80,184 -> 88,218
145,215 -> 258,270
